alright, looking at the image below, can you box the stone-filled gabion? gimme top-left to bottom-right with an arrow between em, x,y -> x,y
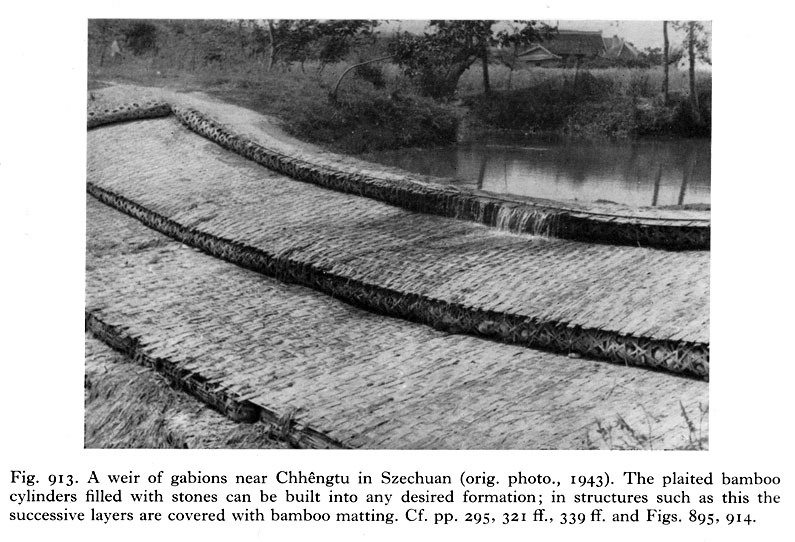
86,99 -> 710,250
173,106 -> 710,251
87,181 -> 709,379
87,102 -> 172,129
85,311 -> 347,448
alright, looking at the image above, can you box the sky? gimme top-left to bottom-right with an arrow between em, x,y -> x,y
380,20 -> 712,52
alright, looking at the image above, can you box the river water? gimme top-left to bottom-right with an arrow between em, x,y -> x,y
360,135 -> 711,208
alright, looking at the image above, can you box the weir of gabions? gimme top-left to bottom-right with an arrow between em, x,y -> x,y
85,85 -> 709,449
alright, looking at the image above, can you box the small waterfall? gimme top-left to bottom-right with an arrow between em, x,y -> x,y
451,197 -> 469,221
495,205 -> 557,237
523,208 -> 557,237
494,205 -> 514,230
475,201 -> 487,224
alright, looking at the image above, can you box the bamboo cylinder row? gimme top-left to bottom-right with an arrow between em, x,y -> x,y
87,102 -> 710,250
87,101 -> 172,129
85,311 -> 346,448
87,181 -> 709,378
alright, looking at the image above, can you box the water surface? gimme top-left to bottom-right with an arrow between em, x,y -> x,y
361,135 -> 711,208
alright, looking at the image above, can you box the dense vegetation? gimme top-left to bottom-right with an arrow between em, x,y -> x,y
465,69 -> 711,138
88,19 -> 711,153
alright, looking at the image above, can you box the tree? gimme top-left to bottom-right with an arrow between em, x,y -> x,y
267,20 -> 277,71
122,21 -> 159,56
260,20 -> 377,73
390,20 -> 552,99
313,20 -> 378,73
671,21 -> 711,123
261,20 -> 319,71
330,54 -> 394,102
663,21 -> 670,103
494,46 -> 522,90
89,20 -> 123,66
494,22 -> 551,90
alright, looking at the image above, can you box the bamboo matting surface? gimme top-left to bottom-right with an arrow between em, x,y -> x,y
86,195 -> 708,449
88,85 -> 710,249
87,117 -> 709,375
85,335 -> 283,449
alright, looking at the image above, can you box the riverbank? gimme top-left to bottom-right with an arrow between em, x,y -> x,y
88,87 -> 709,372
464,70 -> 711,139
90,58 -> 709,155
88,84 -> 711,250
86,123 -> 709,447
90,64 -> 460,155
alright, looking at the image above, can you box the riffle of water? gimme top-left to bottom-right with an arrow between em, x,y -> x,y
493,206 -> 556,235
361,134 -> 711,208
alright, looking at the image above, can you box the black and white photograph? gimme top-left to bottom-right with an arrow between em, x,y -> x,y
84,18 -> 710,450
5,2 -> 795,541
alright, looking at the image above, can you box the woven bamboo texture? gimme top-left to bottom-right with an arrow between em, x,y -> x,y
87,117 -> 709,376
87,101 -> 171,129
85,335 -> 283,448
88,92 -> 709,250
174,106 -> 710,250
86,195 -> 708,449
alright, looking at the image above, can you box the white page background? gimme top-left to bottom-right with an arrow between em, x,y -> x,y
2,1 -> 792,540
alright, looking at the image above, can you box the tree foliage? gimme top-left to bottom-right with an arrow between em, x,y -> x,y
314,20 -> 378,68
638,46 -> 683,67
390,20 -> 553,99
123,21 -> 159,55
262,20 -> 378,71
261,20 -> 318,68
671,21 -> 711,65
671,21 -> 711,123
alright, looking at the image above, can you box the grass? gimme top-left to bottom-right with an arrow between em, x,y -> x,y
585,401 -> 709,450
85,335 -> 283,449
89,19 -> 710,149
91,58 -> 459,154
464,65 -> 711,138
458,64 -> 705,98
90,54 -> 711,153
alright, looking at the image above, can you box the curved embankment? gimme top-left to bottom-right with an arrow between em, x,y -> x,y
87,101 -> 709,251
89,182 -> 708,378
86,313 -> 343,448
85,335 -> 285,449
86,195 -> 708,449
87,110 -> 708,378
87,101 -> 171,129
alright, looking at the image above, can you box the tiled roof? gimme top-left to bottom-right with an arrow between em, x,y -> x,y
541,30 -> 605,57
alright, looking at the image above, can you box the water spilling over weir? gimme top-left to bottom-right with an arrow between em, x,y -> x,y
84,87 -> 709,449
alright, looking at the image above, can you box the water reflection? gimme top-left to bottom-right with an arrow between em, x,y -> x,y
360,135 -> 711,207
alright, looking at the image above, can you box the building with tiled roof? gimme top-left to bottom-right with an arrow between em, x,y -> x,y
541,30 -> 606,58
